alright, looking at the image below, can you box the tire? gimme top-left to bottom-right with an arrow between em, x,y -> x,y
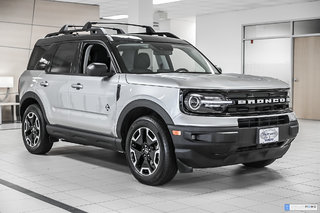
22,104 -> 53,154
243,159 -> 276,168
125,116 -> 177,185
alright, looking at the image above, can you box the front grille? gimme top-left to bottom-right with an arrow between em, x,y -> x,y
236,142 -> 285,152
238,115 -> 289,128
224,89 -> 290,116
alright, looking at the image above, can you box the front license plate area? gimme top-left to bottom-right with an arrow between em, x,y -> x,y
259,127 -> 279,144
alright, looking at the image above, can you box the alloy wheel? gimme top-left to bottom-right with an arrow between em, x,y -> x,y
24,112 -> 41,148
130,127 -> 160,176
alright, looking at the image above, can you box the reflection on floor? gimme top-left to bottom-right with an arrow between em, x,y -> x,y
0,120 -> 319,213
0,122 -> 21,131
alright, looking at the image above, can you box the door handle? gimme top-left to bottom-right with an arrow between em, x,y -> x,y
40,81 -> 49,87
71,83 -> 83,90
294,78 -> 299,82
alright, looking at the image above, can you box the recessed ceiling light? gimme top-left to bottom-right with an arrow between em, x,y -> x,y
153,0 -> 181,5
101,15 -> 128,20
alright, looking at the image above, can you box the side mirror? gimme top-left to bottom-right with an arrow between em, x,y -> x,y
86,63 -> 114,77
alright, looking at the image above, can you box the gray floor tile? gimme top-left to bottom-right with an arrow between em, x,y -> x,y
0,119 -> 319,213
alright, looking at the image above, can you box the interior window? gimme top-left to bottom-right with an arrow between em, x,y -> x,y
116,43 -> 217,74
137,49 -> 155,72
82,43 -> 111,75
50,43 -> 78,74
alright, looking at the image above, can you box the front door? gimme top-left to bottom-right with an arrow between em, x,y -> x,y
68,41 -> 119,136
293,36 -> 320,120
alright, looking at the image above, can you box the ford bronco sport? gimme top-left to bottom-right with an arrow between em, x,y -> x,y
19,22 -> 299,185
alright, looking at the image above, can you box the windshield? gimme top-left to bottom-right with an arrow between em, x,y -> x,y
115,42 -> 218,74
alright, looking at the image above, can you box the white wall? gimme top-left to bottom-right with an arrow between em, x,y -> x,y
159,17 -> 196,45
196,1 -> 320,74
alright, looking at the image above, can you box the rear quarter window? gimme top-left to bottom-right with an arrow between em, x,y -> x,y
27,45 -> 49,70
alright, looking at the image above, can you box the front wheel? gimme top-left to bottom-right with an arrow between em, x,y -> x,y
125,116 -> 177,185
243,159 -> 276,168
22,104 -> 53,154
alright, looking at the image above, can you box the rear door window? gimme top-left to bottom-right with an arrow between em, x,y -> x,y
50,43 -> 79,74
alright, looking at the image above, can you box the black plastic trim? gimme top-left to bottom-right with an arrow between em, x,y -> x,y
116,99 -> 174,137
168,120 -> 299,168
116,84 -> 121,101
46,125 -> 123,152
20,91 -> 49,123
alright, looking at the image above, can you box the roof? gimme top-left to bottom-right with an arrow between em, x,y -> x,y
109,34 -> 188,44
35,22 -> 188,47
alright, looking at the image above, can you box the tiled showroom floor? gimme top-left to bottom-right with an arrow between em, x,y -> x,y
0,120 -> 319,213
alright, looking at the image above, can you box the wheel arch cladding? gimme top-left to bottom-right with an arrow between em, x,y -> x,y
20,92 -> 48,123
116,99 -> 174,150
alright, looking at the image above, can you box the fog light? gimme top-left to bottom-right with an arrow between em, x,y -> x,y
172,130 -> 181,136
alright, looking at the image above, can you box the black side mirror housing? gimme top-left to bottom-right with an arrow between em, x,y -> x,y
86,63 -> 114,77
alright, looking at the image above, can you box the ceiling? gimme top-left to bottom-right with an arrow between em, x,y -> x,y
54,0 -> 320,19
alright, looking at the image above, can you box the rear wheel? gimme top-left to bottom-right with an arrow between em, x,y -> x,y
243,159 -> 276,168
22,104 -> 53,154
125,116 -> 177,185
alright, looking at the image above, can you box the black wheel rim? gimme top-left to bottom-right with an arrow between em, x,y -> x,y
24,112 -> 41,148
130,127 -> 160,176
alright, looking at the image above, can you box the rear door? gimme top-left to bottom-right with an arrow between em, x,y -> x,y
67,41 -> 119,136
37,42 -> 79,125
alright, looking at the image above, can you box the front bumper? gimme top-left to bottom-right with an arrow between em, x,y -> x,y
168,120 -> 299,169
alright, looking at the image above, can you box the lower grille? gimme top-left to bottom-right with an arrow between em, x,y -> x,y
237,142 -> 285,152
238,115 -> 289,128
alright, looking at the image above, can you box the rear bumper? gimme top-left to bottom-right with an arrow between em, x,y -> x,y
168,120 -> 299,168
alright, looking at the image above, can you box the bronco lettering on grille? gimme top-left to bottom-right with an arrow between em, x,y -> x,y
237,98 -> 289,105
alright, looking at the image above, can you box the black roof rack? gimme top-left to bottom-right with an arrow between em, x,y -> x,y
83,22 -> 179,39
59,25 -> 83,32
45,24 -> 107,38
45,22 -> 179,39
83,22 -> 156,34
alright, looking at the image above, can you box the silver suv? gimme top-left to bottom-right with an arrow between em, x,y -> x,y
19,22 -> 299,185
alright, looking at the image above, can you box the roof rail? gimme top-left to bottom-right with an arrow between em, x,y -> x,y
45,23 -> 126,38
83,21 -> 179,38
83,22 -> 156,34
45,22 -> 179,39
133,32 -> 179,39
58,25 -> 83,33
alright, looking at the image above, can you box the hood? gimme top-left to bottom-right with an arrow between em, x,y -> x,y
125,73 -> 289,90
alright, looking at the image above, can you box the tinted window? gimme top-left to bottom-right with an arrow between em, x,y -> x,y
116,43 -> 217,74
27,45 -> 49,70
50,43 -> 78,74
82,43 -> 110,75
294,19 -> 320,35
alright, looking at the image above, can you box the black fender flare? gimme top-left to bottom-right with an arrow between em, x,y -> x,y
116,99 -> 174,137
20,91 -> 49,124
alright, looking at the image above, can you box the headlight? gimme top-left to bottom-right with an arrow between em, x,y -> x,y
183,92 -> 233,114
